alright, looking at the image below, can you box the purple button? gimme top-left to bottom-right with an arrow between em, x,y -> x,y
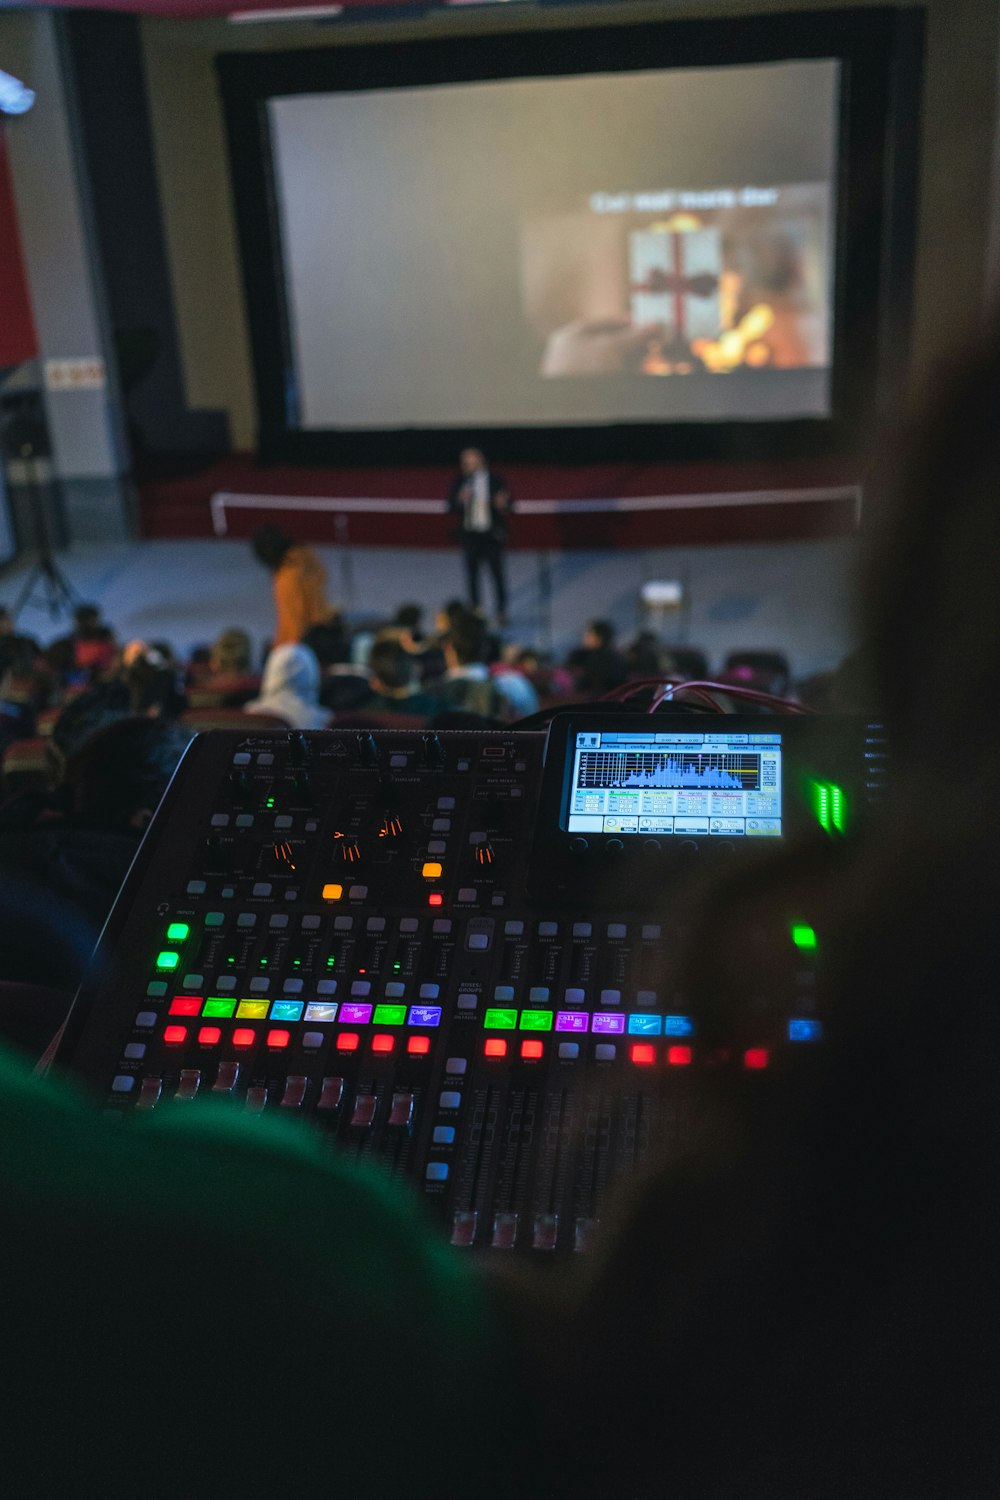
555,1011 -> 589,1033
592,1012 -> 626,1035
339,1003 -> 373,1025
408,1005 -> 442,1027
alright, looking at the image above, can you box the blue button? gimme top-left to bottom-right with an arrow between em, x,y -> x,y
111,1075 -> 135,1093
788,1018 -> 822,1042
529,986 -> 550,1003
439,1091 -> 461,1109
408,1005 -> 442,1028
432,1125 -> 456,1145
419,983 -> 440,1000
493,985 -> 515,1002
628,1014 -> 662,1035
384,982 -> 406,999
664,1014 -> 693,1036
425,1162 -> 449,1182
269,1000 -> 304,1022
564,988 -> 586,1005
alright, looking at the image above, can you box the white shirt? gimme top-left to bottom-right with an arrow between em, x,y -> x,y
465,469 -> 491,533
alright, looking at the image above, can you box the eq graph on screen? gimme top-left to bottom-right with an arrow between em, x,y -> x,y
576,749 -> 764,791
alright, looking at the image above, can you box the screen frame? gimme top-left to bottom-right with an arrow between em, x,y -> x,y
217,7 -> 922,466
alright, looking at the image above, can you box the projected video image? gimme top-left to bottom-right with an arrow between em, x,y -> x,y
523,183 -> 830,380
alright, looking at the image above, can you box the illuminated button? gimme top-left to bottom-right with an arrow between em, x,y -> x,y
202,998 -> 236,1019
445,1057 -> 467,1075
266,1029 -> 291,1049
433,1125 -> 455,1145
594,1043 -> 617,1062
281,1075 -> 309,1109
322,884 -> 344,902
339,1003 -> 372,1025
520,1039 -> 544,1061
428,893 -> 443,908
163,1024 -> 187,1045
439,1091 -> 461,1109
213,1060 -> 240,1094
236,1000 -> 269,1020
791,923 -> 817,950
592,1013 -> 626,1035
667,1045 -> 693,1066
467,930 -> 489,951
744,1048 -> 769,1069
232,1028 -> 256,1049
371,1033 -> 395,1054
317,1076 -> 344,1111
665,1014 -> 693,1036
302,1031 -> 325,1049
484,1038 -> 507,1059
373,1004 -> 406,1026
156,952 -> 180,971
197,1026 -> 222,1046
422,861 -> 443,880
426,1162 -> 449,1183
484,1008 -> 517,1030
111,1075 -> 135,1094
631,1043 -> 656,1065
304,1002 -> 338,1023
788,1018 -> 822,1041
135,1010 -> 157,1028
520,1010 -> 553,1032
166,923 -> 190,942
407,1034 -> 431,1056
336,1032 -> 360,1052
123,1043 -> 146,1061
628,1014 -> 662,1036
174,1069 -> 201,1102
269,1000 -> 304,1022
558,1042 -> 580,1060
169,996 -> 202,1017
408,1005 -> 442,1027
556,1012 -> 588,1033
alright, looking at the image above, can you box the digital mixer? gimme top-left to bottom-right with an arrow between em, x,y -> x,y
56,714 -> 884,1255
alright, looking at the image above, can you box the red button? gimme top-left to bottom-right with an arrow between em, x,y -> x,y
407,1034 -> 431,1056
371,1033 -> 395,1054
667,1045 -> 692,1066
197,1025 -> 222,1046
428,892 -> 444,907
232,1027 -> 256,1049
336,1032 -> 360,1053
266,1029 -> 291,1049
520,1039 -> 544,1060
630,1042 -> 656,1065
163,1024 -> 187,1045
744,1047 -> 769,1070
169,996 -> 202,1016
484,1038 -> 507,1058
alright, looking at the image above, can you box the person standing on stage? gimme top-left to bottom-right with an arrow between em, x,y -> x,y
447,448 -> 513,625
251,524 -> 334,648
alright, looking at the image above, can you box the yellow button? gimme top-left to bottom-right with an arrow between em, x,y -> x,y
322,883 -> 344,901
236,999 -> 269,1020
421,861 -> 443,879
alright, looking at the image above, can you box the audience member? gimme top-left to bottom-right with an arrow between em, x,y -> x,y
245,643 -> 329,730
252,524 -> 334,646
363,635 -> 445,718
566,619 -> 628,695
433,613 -> 507,719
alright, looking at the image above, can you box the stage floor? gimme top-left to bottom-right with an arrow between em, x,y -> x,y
0,534 -> 857,682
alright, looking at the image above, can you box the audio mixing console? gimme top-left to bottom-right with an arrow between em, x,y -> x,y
57,717 -> 880,1255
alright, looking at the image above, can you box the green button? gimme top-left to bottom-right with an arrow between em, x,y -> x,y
202,998 -> 236,1019
519,1009 -> 553,1032
205,912 -> 225,928
166,922 -> 190,942
156,951 -> 180,971
791,923 -> 817,951
372,1004 -> 406,1026
483,1008 -> 517,1031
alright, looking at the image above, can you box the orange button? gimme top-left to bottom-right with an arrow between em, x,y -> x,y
407,1034 -> 431,1056
484,1038 -> 507,1059
371,1033 -> 395,1054
322,883 -> 344,902
266,1029 -> 291,1049
630,1042 -> 656,1065
197,1025 -> 222,1046
232,1027 -> 256,1049
520,1039 -> 544,1060
422,861 -> 443,879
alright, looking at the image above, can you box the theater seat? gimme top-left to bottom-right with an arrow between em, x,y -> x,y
723,650 -> 791,695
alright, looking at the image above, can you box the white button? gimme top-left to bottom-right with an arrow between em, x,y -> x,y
504,921 -> 524,937
437,797 -> 456,810
249,978 -> 270,993
186,880 -> 206,896
135,1011 -> 157,1028
428,840 -> 447,855
348,885 -> 367,899
432,818 -> 451,832
112,1075 -> 135,1093
433,1125 -> 456,1145
283,979 -> 304,994
399,918 -> 419,934
210,813 -> 229,827
302,1031 -> 324,1049
334,916 -> 353,931
124,1043 -> 146,1061
458,888 -> 476,903
572,923 -> 592,938
595,1044 -> 617,1061
558,1042 -> 580,1060
457,993 -> 477,1010
445,1057 -> 467,1075
642,924 -> 661,940
432,920 -> 452,936
269,914 -> 289,929
607,924 -> 627,939
253,882 -> 272,897
439,1091 -> 461,1109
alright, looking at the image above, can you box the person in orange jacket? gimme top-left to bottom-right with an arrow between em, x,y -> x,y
251,524 -> 333,647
